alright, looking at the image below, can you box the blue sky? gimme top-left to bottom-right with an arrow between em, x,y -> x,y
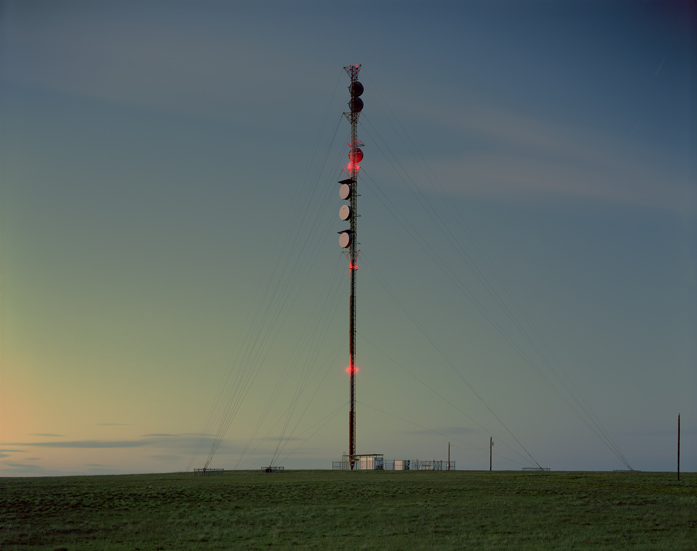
1,0 -> 695,476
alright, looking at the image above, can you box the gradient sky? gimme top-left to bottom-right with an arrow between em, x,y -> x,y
1,0 -> 695,476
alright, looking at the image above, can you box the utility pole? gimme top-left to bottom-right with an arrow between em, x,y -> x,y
490,437 -> 493,472
448,442 -> 451,470
678,413 -> 681,482
338,65 -> 363,470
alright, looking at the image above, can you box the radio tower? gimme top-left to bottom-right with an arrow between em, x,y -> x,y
338,64 -> 364,469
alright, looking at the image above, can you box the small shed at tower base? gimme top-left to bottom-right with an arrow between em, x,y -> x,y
332,454 -> 384,470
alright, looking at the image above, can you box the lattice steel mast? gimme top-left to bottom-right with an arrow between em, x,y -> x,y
337,64 -> 364,469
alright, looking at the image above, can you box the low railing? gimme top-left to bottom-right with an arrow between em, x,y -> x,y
194,468 -> 225,475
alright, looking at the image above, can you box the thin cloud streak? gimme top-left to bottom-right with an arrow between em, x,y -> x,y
1,9 -> 327,124
404,426 -> 476,436
428,154 -> 694,213
5,440 -> 156,449
2,434 -> 242,453
149,454 -> 182,462
390,98 -> 695,214
98,423 -> 137,426
0,463 -> 67,476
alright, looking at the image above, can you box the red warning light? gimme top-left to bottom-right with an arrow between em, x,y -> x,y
345,366 -> 359,373
349,264 -> 358,270
348,149 -> 363,163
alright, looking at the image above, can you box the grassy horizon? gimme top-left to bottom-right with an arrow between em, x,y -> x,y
2,469 -> 695,550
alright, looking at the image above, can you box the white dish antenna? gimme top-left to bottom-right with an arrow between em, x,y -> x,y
339,232 -> 351,248
339,204 -> 351,221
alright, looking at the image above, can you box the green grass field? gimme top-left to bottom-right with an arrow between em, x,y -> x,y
1,470 -> 695,550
